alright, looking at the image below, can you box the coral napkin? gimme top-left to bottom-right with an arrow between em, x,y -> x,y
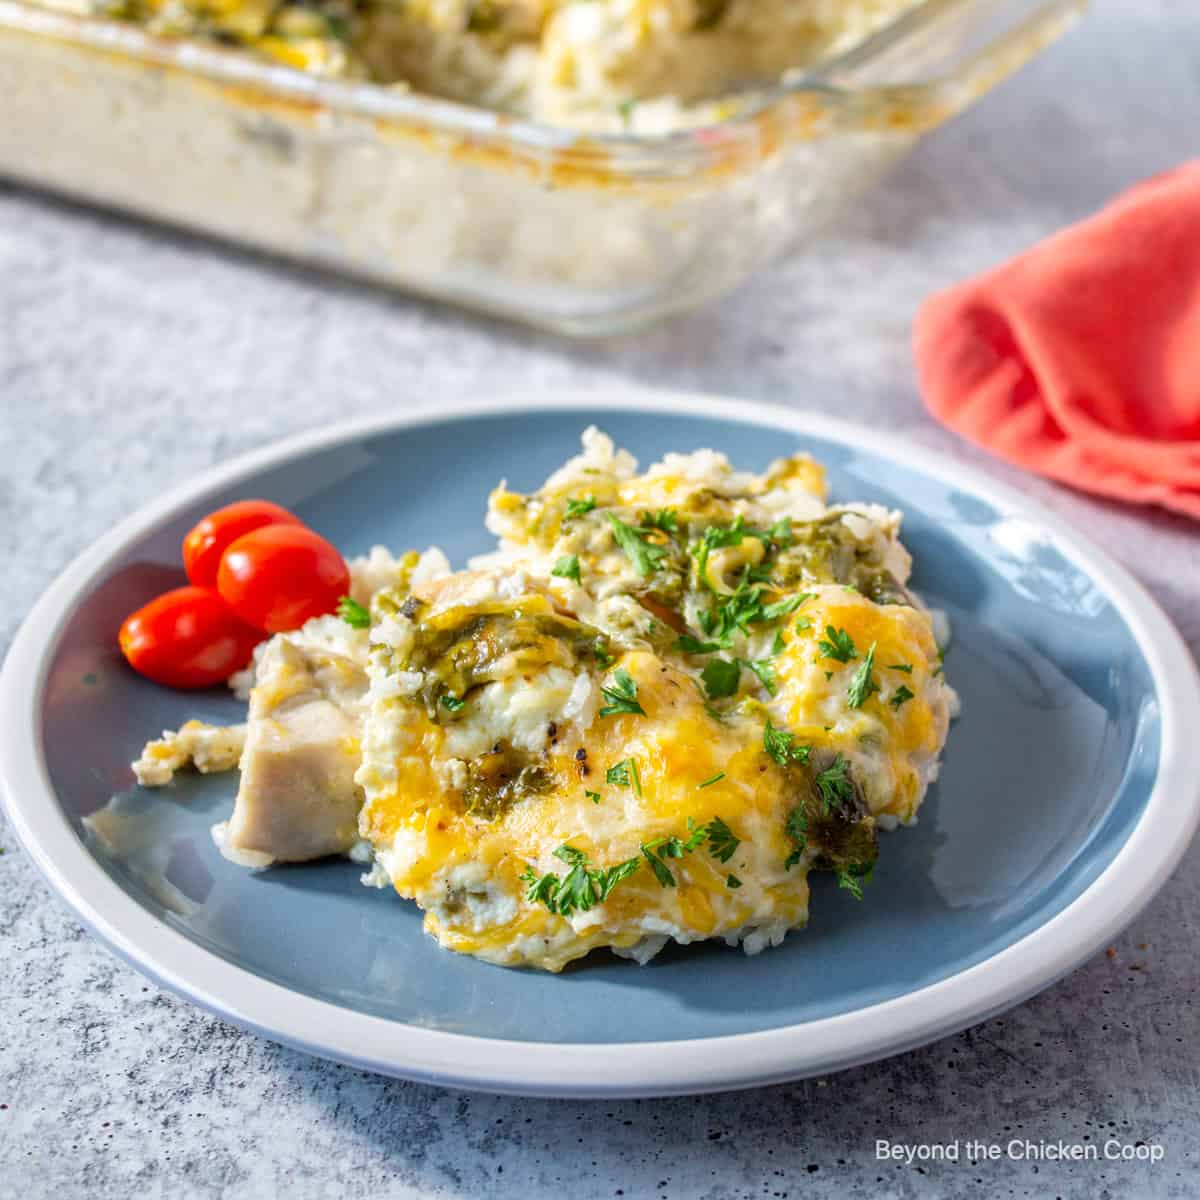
914,163 -> 1200,520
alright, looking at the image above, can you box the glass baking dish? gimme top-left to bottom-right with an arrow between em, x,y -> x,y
0,0 -> 1084,335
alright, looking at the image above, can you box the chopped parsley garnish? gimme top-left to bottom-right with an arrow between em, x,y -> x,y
701,657 -> 741,699
586,789 -> 601,804
889,685 -> 916,710
639,508 -> 678,533
527,813 -> 742,905
599,669 -> 646,717
846,642 -> 879,709
696,577 -> 806,648
726,874 -> 742,889
698,772 -> 725,789
795,617 -> 813,632
818,625 -> 857,663
551,554 -> 582,582
592,637 -> 615,669
607,757 -> 642,797
814,755 -> 854,812
763,719 -> 811,766
608,513 -> 668,578
336,596 -> 370,629
784,807 -> 808,870
699,580 -> 769,644
761,594 -> 808,621
836,865 -> 873,901
700,815 -> 741,863
675,634 -> 723,655
889,662 -> 913,674
616,97 -> 638,127
595,858 -> 644,901
745,657 -> 778,696
642,813 -> 743,887
564,495 -> 597,521
521,846 -> 641,916
440,694 -> 465,712
641,837 -> 682,888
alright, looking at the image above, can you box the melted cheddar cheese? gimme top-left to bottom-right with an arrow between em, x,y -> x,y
355,428 -> 956,970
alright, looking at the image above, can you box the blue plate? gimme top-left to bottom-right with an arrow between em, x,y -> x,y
4,394 -> 1197,1095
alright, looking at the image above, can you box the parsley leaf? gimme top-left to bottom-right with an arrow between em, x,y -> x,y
674,634 -> 722,655
784,807 -> 808,870
761,594 -> 807,621
607,757 -> 642,797
639,508 -> 678,533
594,856 -> 642,901
551,554 -> 582,582
836,865 -> 873,901
846,642 -> 879,709
586,789 -> 601,804
814,755 -> 854,812
608,513 -> 668,578
764,719 -> 811,766
818,625 -> 857,663
746,657 -> 778,696
440,694 -> 465,712
698,772 -> 725,789
599,669 -> 645,717
682,820 -> 708,853
564,496 -> 597,521
696,576 -> 778,648
703,816 -> 740,863
592,637 -> 615,669
701,657 -> 741,699
337,596 -> 370,629
521,845 -> 642,915
521,866 -> 559,910
726,874 -> 742,889
889,662 -> 913,674
641,841 -> 678,888
889,684 -> 915,710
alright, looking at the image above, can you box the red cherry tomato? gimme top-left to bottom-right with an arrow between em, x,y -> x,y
217,524 -> 349,633
119,586 -> 264,690
182,499 -> 303,588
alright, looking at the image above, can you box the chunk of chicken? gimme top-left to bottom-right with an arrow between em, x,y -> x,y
219,635 -> 368,867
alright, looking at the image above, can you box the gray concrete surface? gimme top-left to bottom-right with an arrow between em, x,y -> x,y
2,2 -> 1199,1196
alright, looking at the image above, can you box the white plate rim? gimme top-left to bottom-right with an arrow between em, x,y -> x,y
3,388 -> 1198,1098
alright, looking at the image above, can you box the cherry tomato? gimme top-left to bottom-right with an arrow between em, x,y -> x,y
182,499 -> 303,588
217,524 -> 349,633
119,586 -> 263,690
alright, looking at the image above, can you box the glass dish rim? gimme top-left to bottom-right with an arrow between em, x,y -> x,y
1,0 -> 1077,161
